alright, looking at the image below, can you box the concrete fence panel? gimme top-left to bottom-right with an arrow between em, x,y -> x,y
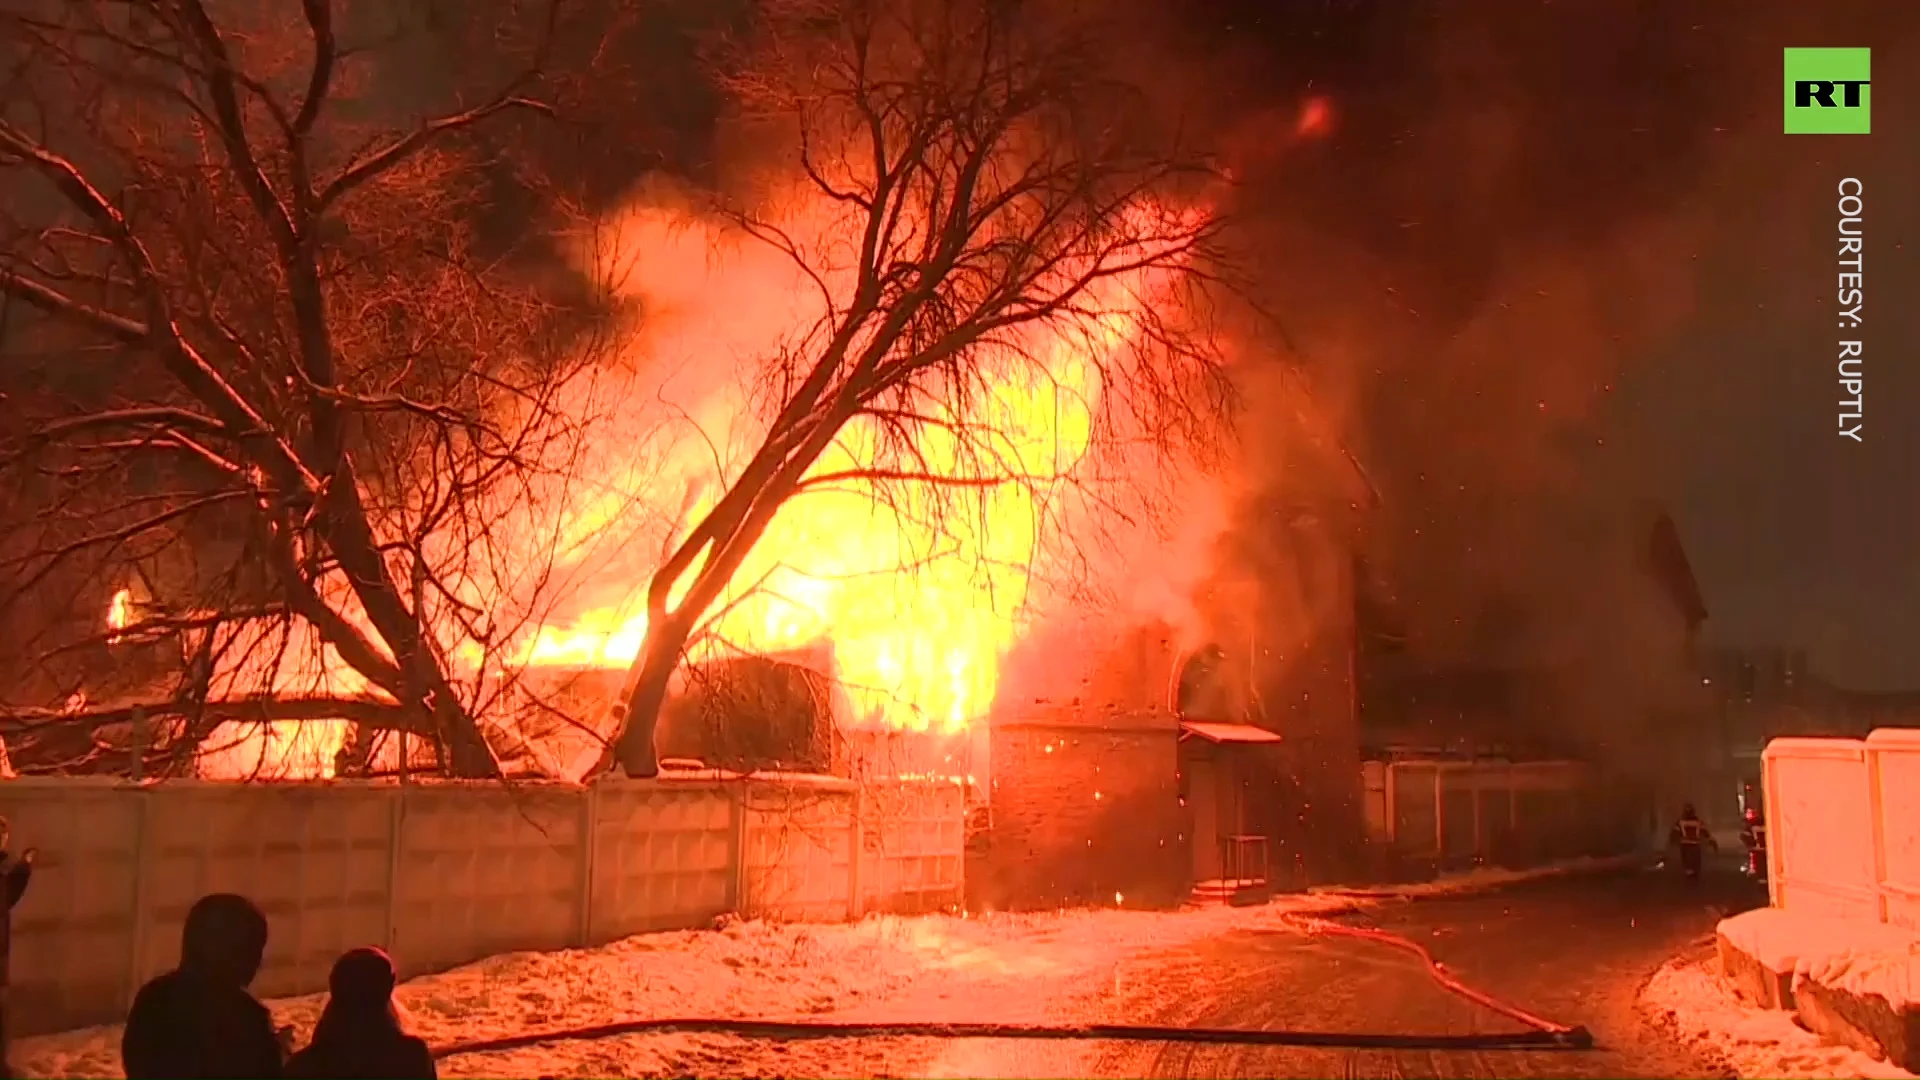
1866,728 -> 1920,929
1763,737 -> 1879,920
740,776 -> 856,922
137,782 -> 397,999
585,778 -> 734,942
389,784 -> 587,979
1,773 -> 963,1036
1437,766 -> 1477,867
857,780 -> 964,915
1373,758 -> 1624,874
1389,763 -> 1439,859
0,779 -> 141,1035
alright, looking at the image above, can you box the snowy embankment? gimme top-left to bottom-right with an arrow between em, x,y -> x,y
1645,953 -> 1915,1080
1646,904 -> 1920,1080
14,896 -> 1357,1080
1717,906 -> 1920,1010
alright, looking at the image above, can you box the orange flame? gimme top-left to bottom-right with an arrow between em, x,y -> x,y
106,588 -> 131,639
122,181 -> 1202,779
507,190 -> 1192,741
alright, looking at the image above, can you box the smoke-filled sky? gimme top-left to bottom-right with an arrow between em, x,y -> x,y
1155,0 -> 1920,690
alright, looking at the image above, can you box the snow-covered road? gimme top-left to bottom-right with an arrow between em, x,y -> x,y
14,856 -> 1668,1079
16,896 -> 1358,1079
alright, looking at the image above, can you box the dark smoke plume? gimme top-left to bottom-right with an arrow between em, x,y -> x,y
1127,0 -> 1920,781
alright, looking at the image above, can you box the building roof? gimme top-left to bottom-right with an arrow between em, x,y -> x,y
1179,721 -> 1283,745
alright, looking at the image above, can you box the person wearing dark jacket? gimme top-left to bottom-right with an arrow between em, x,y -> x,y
1,819 -> 35,1080
1669,802 -> 1718,881
286,947 -> 435,1080
123,893 -> 290,1079
1741,806 -> 1769,878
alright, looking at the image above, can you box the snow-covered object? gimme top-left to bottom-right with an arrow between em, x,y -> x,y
1718,907 -> 1920,1009
1869,728 -> 1920,931
1645,956 -> 1915,1080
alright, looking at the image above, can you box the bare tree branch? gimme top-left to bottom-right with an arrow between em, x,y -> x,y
0,0 -> 605,780
598,0 -> 1235,777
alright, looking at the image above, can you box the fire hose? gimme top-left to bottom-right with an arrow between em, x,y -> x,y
431,915 -> 1594,1060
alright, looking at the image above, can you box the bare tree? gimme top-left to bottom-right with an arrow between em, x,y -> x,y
0,0 -> 604,777
601,0 -> 1233,777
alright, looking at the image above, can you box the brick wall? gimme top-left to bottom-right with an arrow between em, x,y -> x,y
971,720 -> 1188,910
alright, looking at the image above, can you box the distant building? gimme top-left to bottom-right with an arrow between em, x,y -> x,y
1703,645 -> 1920,817
1359,502 -> 1709,763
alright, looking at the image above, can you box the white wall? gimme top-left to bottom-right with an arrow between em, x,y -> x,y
0,774 -> 965,1035
1363,758 -> 1641,869
1763,728 -> 1920,926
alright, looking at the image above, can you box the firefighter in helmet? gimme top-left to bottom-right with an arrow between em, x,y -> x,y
1741,805 -> 1768,879
1669,802 -> 1717,881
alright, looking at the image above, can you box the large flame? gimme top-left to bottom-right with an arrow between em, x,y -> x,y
103,180 -> 1198,779
502,191 -> 1183,741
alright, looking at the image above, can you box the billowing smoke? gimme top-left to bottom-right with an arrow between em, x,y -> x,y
1127,0 -> 1912,781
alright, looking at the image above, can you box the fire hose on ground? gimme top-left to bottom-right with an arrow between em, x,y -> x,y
429,914 -> 1595,1060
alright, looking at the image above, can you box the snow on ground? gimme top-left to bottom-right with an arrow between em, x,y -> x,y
18,857 -> 1633,1079
1643,954 -> 1916,1080
14,894 -> 1361,1080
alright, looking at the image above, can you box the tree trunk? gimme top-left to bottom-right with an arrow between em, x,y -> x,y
437,696 -> 500,778
612,623 -> 682,778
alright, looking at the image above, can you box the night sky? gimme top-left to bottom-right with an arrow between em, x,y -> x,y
1156,0 -> 1920,690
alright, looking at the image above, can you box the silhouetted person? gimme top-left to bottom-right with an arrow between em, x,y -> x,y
1741,806 -> 1769,878
1669,802 -> 1716,882
286,947 -> 434,1080
1,819 -> 35,1080
123,893 -> 289,1079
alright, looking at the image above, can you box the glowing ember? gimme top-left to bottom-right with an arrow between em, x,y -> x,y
1296,95 -> 1335,139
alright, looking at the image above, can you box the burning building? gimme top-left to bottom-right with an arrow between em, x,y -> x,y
964,392 -> 1382,909
969,621 -> 1189,910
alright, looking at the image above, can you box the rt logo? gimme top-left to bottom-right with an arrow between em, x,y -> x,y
1784,48 -> 1870,134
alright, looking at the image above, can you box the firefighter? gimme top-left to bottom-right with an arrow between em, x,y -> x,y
1669,802 -> 1717,881
1741,806 -> 1768,879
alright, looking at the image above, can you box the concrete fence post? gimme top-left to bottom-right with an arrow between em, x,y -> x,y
726,780 -> 747,914
1382,762 -> 1399,846
576,782 -> 599,946
128,707 -> 145,783
847,785 -> 865,921
382,786 -> 406,956
1468,766 -> 1484,859
123,783 -> 152,1010
1762,749 -> 1786,909
1867,743 -> 1890,924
